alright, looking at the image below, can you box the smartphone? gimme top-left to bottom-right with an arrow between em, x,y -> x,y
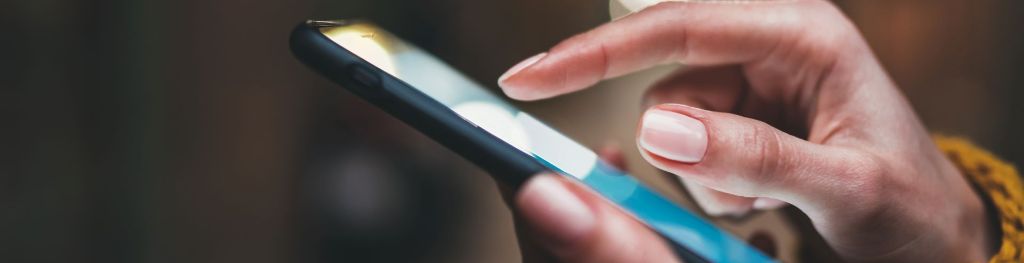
290,20 -> 774,263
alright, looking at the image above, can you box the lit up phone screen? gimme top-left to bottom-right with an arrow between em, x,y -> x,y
319,22 -> 773,263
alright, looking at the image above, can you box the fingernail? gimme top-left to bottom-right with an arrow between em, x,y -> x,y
639,108 -> 708,163
699,202 -> 730,217
516,175 -> 595,247
752,198 -> 787,210
499,52 -> 547,84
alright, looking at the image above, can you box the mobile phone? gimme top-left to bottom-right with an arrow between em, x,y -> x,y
290,19 -> 774,263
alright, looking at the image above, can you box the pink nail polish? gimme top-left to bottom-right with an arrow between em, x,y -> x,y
639,108 -> 708,163
516,175 -> 595,247
499,52 -> 547,83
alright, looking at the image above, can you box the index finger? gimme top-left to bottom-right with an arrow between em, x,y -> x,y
497,0 -> 837,101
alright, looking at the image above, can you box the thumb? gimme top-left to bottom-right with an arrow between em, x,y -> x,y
636,104 -> 871,213
515,174 -> 682,263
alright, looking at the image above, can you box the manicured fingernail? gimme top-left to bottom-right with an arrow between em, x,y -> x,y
752,198 -> 787,210
639,108 -> 708,163
499,52 -> 547,83
516,175 -> 595,247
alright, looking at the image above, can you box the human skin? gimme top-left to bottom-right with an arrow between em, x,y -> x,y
498,0 -> 996,262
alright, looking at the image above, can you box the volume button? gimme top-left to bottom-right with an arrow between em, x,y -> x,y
348,64 -> 380,90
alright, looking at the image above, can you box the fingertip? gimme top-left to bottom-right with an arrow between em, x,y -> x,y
752,198 -> 788,210
498,84 -> 546,101
598,142 -> 628,170
499,53 -> 551,101
499,52 -> 547,83
683,182 -> 754,217
497,78 -> 549,101
696,197 -> 751,217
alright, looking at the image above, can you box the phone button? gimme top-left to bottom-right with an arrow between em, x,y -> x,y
348,64 -> 380,90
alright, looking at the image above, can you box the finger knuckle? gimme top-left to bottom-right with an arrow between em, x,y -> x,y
816,5 -> 860,46
746,121 -> 785,184
843,153 -> 891,206
767,0 -> 862,93
784,0 -> 861,53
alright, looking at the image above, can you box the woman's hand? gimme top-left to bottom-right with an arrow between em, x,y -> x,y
501,0 -> 995,262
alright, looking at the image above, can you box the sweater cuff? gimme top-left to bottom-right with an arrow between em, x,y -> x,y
934,135 -> 1022,263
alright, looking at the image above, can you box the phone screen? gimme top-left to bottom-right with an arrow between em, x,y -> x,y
317,22 -> 772,263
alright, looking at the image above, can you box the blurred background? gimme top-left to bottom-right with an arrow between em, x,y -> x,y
3,0 -> 1022,262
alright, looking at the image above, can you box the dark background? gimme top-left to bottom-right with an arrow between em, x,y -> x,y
3,0 -> 1022,262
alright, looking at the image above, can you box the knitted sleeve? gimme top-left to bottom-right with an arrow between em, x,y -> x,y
934,135 -> 1023,263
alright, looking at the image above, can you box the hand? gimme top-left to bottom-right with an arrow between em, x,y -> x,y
500,0 -> 995,262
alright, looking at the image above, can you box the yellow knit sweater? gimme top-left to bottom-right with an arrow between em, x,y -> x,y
934,136 -> 1023,263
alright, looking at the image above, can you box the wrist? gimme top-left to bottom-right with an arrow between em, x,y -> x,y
958,177 -> 999,262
